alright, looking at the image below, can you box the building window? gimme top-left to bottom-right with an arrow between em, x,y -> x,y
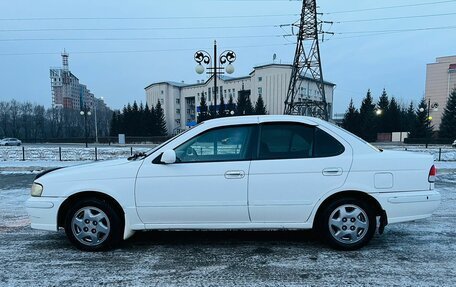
176,109 -> 180,114
176,98 -> 180,104
208,88 -> 211,101
258,87 -> 263,96
161,90 -> 164,95
258,77 -> 263,82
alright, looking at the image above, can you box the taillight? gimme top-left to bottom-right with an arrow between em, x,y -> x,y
428,165 -> 436,183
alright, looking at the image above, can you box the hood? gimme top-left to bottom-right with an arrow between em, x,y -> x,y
35,158 -> 144,184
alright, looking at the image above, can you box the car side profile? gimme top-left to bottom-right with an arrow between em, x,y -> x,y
26,115 -> 441,251
0,138 -> 22,146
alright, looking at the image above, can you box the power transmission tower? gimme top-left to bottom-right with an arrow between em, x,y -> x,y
283,0 -> 329,120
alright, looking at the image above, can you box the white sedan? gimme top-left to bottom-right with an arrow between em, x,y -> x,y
0,138 -> 22,146
26,115 -> 440,251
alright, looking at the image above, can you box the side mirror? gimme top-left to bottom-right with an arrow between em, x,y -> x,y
161,150 -> 176,164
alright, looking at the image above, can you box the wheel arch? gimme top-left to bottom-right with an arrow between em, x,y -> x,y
57,191 -> 125,230
313,190 -> 386,228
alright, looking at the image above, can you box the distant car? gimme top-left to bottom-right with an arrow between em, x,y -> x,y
0,138 -> 22,146
452,140 -> 456,148
26,115 -> 440,251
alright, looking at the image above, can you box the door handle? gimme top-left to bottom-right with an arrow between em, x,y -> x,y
322,168 -> 343,176
224,170 -> 245,179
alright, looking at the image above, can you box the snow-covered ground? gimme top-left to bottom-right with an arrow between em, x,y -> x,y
0,169 -> 455,286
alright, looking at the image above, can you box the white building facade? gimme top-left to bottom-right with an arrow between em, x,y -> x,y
425,56 -> 456,129
145,64 -> 336,135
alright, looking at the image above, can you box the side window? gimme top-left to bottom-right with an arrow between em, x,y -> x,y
259,123 -> 314,160
174,125 -> 254,163
314,128 -> 345,157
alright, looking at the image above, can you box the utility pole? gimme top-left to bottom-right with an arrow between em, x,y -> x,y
283,0 -> 330,120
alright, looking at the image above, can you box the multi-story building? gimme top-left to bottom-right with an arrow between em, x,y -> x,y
50,51 -> 95,110
145,63 -> 336,135
425,55 -> 456,129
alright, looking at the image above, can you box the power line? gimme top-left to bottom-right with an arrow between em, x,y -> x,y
0,24 -> 281,33
324,25 -> 456,41
0,13 -> 298,21
335,12 -> 456,23
335,25 -> 456,35
0,34 -> 285,42
0,42 -> 296,56
325,0 -> 456,14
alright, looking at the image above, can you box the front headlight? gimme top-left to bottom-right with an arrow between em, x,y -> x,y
31,183 -> 44,197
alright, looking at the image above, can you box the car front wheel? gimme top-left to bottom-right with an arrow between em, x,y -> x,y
317,198 -> 376,250
64,198 -> 123,251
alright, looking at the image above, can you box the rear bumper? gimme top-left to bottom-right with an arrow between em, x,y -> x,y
26,197 -> 66,231
372,190 -> 441,224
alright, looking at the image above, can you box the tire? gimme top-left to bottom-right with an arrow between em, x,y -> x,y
64,198 -> 123,251
317,198 -> 376,251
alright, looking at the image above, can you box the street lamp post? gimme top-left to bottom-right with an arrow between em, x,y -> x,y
194,40 -> 236,117
93,96 -> 104,144
419,98 -> 438,148
80,107 -> 91,148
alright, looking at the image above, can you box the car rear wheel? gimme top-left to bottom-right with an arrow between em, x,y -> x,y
64,198 -> 122,251
317,198 -> 376,250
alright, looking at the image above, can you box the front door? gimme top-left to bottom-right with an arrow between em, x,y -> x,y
135,125 -> 256,225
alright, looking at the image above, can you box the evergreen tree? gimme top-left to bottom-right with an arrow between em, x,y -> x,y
358,89 -> 377,142
218,95 -> 226,117
138,102 -> 145,136
149,104 -> 157,136
197,94 -> 210,123
388,96 -> 402,132
154,100 -> 167,136
439,89 -> 456,139
236,90 -> 254,116
254,95 -> 267,115
227,94 -> 235,116
131,101 -> 140,136
342,98 -> 360,135
143,103 -> 152,136
376,88 -> 390,132
110,111 -> 118,136
410,98 -> 433,138
404,101 -> 415,132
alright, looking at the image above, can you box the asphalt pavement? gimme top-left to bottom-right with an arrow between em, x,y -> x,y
0,172 -> 455,287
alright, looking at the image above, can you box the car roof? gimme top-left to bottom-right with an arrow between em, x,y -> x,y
202,115 -> 319,128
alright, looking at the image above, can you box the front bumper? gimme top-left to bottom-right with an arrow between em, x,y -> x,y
26,196 -> 66,231
372,190 -> 441,224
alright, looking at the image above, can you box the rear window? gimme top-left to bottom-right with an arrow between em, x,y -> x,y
314,128 -> 345,157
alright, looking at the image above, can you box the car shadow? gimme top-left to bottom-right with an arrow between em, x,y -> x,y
122,229 -> 322,249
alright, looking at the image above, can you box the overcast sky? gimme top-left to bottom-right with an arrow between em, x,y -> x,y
0,0 -> 455,113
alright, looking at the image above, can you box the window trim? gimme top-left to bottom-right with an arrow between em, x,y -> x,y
166,124 -> 259,164
254,122 -> 345,161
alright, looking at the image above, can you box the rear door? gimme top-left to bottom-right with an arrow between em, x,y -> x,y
248,122 -> 352,223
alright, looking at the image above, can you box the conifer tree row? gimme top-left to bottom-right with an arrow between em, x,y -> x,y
110,99 -> 167,137
342,89 -> 433,142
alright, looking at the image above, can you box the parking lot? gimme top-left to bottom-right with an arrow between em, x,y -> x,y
0,168 -> 455,286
